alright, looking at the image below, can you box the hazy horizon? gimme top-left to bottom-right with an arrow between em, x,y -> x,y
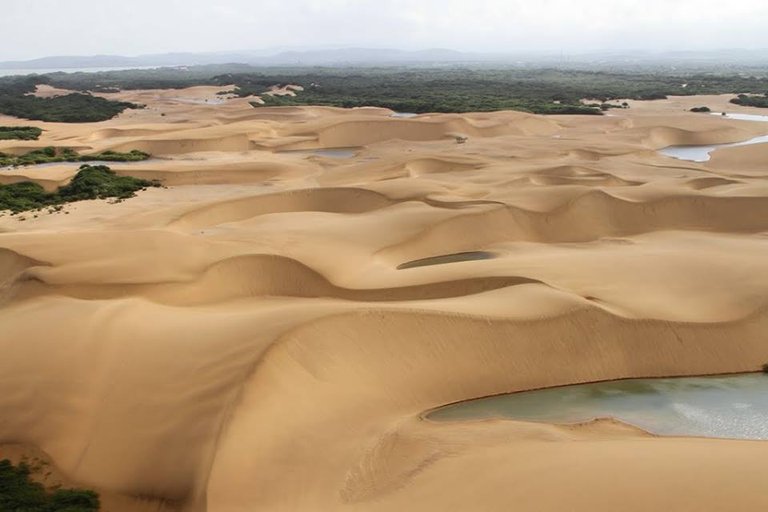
2,0 -> 768,61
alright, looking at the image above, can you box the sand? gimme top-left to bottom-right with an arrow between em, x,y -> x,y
1,91 -> 768,511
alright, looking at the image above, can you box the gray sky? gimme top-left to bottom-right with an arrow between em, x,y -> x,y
2,0 -> 768,60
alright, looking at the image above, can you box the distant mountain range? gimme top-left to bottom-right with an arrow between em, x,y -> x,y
0,48 -> 474,69
2,47 -> 768,70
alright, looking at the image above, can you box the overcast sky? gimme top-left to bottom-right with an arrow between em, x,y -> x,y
2,0 -> 768,61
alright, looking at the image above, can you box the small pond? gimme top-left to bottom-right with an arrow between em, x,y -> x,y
659,134 -> 768,162
278,148 -> 358,159
711,112 -> 768,122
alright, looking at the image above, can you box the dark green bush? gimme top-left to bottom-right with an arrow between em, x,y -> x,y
730,94 -> 768,108
1,148 -> 150,167
0,459 -> 100,511
690,106 -> 711,112
0,126 -> 43,141
58,165 -> 156,201
48,489 -> 101,512
0,165 -> 160,213
0,181 -> 51,213
79,149 -> 150,162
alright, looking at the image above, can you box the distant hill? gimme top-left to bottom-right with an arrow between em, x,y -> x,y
0,48 -> 477,70
2,48 -> 768,71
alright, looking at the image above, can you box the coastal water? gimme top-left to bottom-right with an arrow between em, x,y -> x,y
428,374 -> 768,440
659,134 -> 768,162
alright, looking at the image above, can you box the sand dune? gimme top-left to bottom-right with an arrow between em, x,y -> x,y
14,253 -> 546,305
1,91 -> 768,511
169,188 -> 396,229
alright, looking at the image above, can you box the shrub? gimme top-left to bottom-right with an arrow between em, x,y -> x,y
690,106 -> 711,112
0,181 -> 51,213
58,165 -> 157,201
0,459 -> 100,512
730,94 -> 768,108
0,126 -> 43,141
1,148 -> 150,167
0,164 -> 160,213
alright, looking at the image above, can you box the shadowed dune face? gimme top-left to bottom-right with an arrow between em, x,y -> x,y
168,187 -> 396,229
0,248 -> 45,304
2,92 -> 768,512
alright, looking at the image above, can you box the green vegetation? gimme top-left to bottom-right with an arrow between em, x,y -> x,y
234,68 -> 768,114
690,106 -> 711,112
730,93 -> 768,108
0,75 -> 141,122
6,65 -> 768,116
0,458 -> 99,511
0,147 -> 149,167
83,67 -> 768,114
252,86 -> 605,115
0,164 -> 160,213
0,126 -> 42,140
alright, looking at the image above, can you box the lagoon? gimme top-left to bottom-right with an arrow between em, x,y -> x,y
428,374 -> 768,440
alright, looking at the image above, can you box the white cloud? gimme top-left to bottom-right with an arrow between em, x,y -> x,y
1,0 -> 767,60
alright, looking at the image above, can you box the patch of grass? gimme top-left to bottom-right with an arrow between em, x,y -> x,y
79,149 -> 151,163
0,458 -> 100,511
0,164 -> 160,213
0,126 -> 43,141
0,147 -> 150,167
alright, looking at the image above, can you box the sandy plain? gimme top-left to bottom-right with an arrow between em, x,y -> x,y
1,88 -> 768,511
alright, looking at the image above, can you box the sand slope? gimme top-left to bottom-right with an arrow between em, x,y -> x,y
1,92 -> 768,511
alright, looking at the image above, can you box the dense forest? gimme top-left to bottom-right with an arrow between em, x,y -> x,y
0,75 -> 140,122
233,68 -> 768,114
3,65 -> 768,118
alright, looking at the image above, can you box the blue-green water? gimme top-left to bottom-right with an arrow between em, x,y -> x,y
428,374 -> 768,440
659,135 -> 768,162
